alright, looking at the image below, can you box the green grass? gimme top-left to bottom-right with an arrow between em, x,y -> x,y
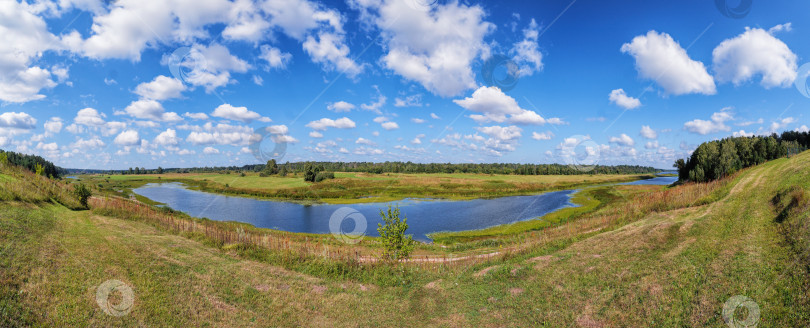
2,153 -> 809,326
430,186 -> 620,244
81,172 -> 651,204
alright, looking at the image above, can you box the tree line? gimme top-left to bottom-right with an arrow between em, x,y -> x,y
109,161 -> 659,176
674,131 -> 809,183
0,150 -> 64,178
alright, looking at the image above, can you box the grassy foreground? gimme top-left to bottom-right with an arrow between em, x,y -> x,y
2,153 -> 810,326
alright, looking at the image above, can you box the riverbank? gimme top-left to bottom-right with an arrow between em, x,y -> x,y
3,154 -> 807,326
78,171 -> 654,205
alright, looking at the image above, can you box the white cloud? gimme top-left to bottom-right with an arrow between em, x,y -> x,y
510,19 -> 543,76
712,25 -> 798,88
124,99 -> 182,122
154,129 -> 180,146
72,136 -> 105,149
258,45 -> 292,70
381,121 -> 399,130
795,125 -> 809,133
411,118 -> 426,124
430,113 -> 440,119
203,146 -> 220,155
645,141 -> 659,149
211,104 -> 268,123
309,131 -> 324,138
609,133 -> 635,146
356,137 -> 374,145
306,117 -> 356,131
74,108 -> 106,126
476,125 -> 522,141
183,112 -> 209,120
640,125 -> 657,139
360,89 -> 386,113
0,1 -> 61,103
684,109 -> 734,135
44,117 -> 63,134
303,32 -> 364,77
621,31 -> 716,95
769,117 -> 796,132
531,131 -> 554,140
0,112 -> 37,131
266,125 -> 289,135
353,0 -> 494,97
133,75 -> 186,100
114,129 -> 140,146
327,101 -> 355,112
454,86 -> 547,125
394,94 -> 423,108
608,89 -> 641,109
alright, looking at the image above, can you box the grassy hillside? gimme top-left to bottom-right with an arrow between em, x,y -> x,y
1,152 -> 809,326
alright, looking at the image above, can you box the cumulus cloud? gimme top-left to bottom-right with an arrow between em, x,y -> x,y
684,109 -> 734,135
510,19 -> 543,76
183,112 -> 209,120
124,99 -> 183,122
305,117 -> 356,131
258,45 -> 292,70
453,86 -> 551,125
327,101 -> 355,112
621,31 -> 716,95
608,89 -> 641,109
211,104 -> 269,123
712,25 -> 798,88
133,75 -> 186,100
0,1 -> 62,103
476,125 -> 522,141
381,121 -> 399,130
609,133 -> 635,146
44,117 -> 63,134
203,146 -> 220,155
352,0 -> 494,97
114,129 -> 140,146
640,125 -> 657,139
154,128 -> 180,146
0,112 -> 37,131
531,131 -> 554,140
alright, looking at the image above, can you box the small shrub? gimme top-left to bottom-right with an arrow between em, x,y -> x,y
73,183 -> 92,209
377,206 -> 415,261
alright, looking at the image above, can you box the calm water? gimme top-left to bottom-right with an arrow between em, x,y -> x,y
133,182 -> 579,241
133,175 -> 677,241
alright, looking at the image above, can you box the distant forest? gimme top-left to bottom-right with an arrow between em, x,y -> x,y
0,150 -> 64,178
675,131 -> 809,183
111,162 -> 659,176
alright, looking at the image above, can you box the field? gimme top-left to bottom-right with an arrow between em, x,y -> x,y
79,171 -> 651,204
2,152 -> 809,326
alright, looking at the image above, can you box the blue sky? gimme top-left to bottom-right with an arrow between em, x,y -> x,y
1,0 -> 809,170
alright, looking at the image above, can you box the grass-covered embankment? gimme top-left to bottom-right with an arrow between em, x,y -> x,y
2,152 -> 809,326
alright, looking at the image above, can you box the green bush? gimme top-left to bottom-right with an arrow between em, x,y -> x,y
314,172 -> 335,182
377,206 -> 415,261
73,183 -> 92,209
